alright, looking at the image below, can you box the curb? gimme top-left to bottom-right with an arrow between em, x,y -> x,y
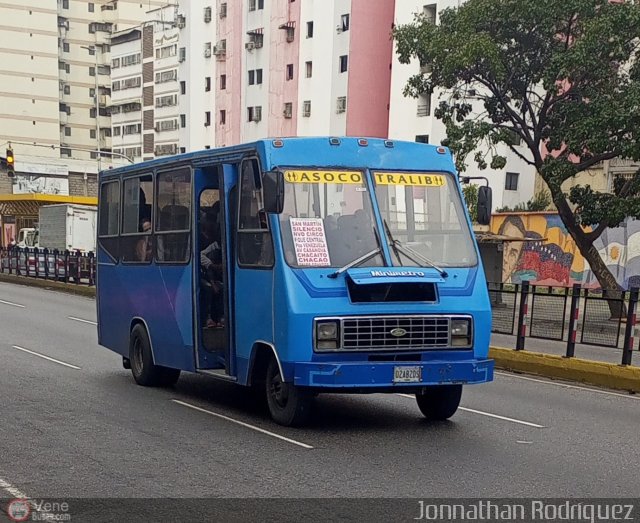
490,346 -> 640,393
0,273 -> 96,298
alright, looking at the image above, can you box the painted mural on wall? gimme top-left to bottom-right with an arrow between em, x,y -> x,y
490,212 -> 640,289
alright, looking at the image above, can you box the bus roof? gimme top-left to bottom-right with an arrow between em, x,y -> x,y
100,137 -> 457,179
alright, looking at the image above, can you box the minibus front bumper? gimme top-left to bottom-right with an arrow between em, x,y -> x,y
293,358 -> 494,390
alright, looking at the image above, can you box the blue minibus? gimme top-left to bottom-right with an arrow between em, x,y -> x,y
96,137 -> 494,426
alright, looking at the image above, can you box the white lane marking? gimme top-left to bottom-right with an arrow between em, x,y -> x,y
0,477 -> 56,519
396,393 -> 545,428
68,316 -> 97,326
0,476 -> 29,499
10,345 -> 81,370
517,440 -> 534,445
495,370 -> 640,400
0,299 -> 25,308
172,399 -> 314,449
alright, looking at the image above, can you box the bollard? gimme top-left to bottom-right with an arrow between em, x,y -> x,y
621,287 -> 639,366
64,250 -> 69,284
516,281 -> 530,351
565,284 -> 581,358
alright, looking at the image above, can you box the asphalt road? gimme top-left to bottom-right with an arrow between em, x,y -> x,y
1,282 -> 639,517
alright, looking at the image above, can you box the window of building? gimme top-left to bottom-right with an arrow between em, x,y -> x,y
220,109 -> 226,125
248,0 -> 256,11
306,21 -> 314,38
88,3 -> 94,12
88,47 -> 95,56
89,66 -> 96,76
248,70 -> 255,85
258,0 -> 264,9
123,124 -> 141,135
63,42 -> 70,52
205,77 -> 211,92
247,106 -> 262,122
64,127 -> 71,137
62,0 -> 69,8
63,85 -> 71,95
156,44 -> 177,59
90,107 -> 97,118
305,61 -> 312,78
90,129 -> 96,139
180,81 -> 186,95
121,53 -> 140,67
180,114 -> 186,128
283,102 -> 292,119
60,147 -> 72,158
417,93 -> 431,117
112,58 -> 120,69
204,6 -> 212,22
89,88 -> 95,97
113,126 -> 121,136
423,4 -> 437,24
286,64 -> 294,81
205,111 -> 211,126
341,14 -> 350,32
238,158 -> 273,267
155,70 -> 177,84
415,135 -> 429,143
505,172 -> 519,191
302,100 -> 311,117
220,74 -> 226,89
256,69 -> 263,84
336,96 -> 346,114
155,169 -> 191,263
339,55 -> 348,73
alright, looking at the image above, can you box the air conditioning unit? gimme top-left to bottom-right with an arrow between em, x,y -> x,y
178,48 -> 186,62
219,3 -> 227,18
177,15 -> 186,28
204,48 -> 212,58
283,107 -> 292,119
213,45 -> 226,56
336,25 -> 343,33
245,41 -> 255,51
99,95 -> 111,106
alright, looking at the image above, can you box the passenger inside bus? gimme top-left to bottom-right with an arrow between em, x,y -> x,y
200,202 -> 224,329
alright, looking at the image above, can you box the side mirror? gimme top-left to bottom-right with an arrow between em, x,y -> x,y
477,186 -> 492,226
262,170 -> 285,214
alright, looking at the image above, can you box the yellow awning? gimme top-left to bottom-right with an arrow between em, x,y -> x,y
0,194 -> 97,216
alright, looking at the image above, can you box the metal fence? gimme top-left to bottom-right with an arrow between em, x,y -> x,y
0,246 -> 95,286
489,281 -> 639,366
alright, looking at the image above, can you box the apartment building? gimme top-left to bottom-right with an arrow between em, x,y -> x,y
388,1 -> 537,210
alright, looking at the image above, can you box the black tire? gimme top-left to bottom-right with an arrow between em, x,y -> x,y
129,324 -> 181,387
415,385 -> 463,420
265,357 -> 313,427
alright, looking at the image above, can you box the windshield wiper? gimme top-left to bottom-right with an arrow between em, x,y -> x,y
383,220 -> 448,278
328,226 -> 383,279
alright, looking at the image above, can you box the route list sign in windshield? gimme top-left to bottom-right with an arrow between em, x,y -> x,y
290,218 -> 331,266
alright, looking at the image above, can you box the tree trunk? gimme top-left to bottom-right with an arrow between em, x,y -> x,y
553,192 -> 625,318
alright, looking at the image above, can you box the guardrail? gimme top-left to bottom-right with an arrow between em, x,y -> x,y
0,246 -> 95,286
489,281 -> 639,366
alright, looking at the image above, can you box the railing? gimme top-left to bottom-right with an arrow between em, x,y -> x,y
489,281 -> 639,366
0,246 -> 95,286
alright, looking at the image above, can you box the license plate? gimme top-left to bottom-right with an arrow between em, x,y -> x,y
393,366 -> 422,383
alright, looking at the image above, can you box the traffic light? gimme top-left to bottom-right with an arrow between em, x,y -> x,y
6,147 -> 15,178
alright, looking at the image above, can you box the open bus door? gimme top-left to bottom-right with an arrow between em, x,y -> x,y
194,164 -> 236,376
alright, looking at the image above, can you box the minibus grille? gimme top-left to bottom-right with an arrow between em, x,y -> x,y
341,316 -> 450,350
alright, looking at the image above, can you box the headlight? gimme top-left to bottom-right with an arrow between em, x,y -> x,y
316,320 -> 340,350
450,318 -> 472,347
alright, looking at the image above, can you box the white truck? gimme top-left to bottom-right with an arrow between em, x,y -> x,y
38,204 -> 97,253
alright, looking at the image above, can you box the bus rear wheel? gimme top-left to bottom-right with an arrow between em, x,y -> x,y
130,324 -> 181,387
415,385 -> 462,420
265,357 -> 312,427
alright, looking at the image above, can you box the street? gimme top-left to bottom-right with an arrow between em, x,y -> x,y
1,281 -> 639,502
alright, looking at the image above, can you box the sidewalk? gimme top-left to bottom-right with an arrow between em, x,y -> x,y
491,332 -> 639,367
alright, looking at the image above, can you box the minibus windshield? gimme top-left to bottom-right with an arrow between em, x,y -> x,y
373,171 -> 477,268
278,169 -> 384,268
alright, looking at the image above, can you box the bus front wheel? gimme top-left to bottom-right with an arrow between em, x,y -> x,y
265,357 -> 312,427
415,385 -> 462,420
130,324 -> 181,387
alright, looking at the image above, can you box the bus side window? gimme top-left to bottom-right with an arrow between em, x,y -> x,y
121,174 -> 153,263
155,168 -> 192,263
237,158 -> 274,267
98,180 -> 120,261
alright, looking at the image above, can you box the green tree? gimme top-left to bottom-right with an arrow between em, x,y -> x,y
394,0 -> 640,302
462,183 -> 479,222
